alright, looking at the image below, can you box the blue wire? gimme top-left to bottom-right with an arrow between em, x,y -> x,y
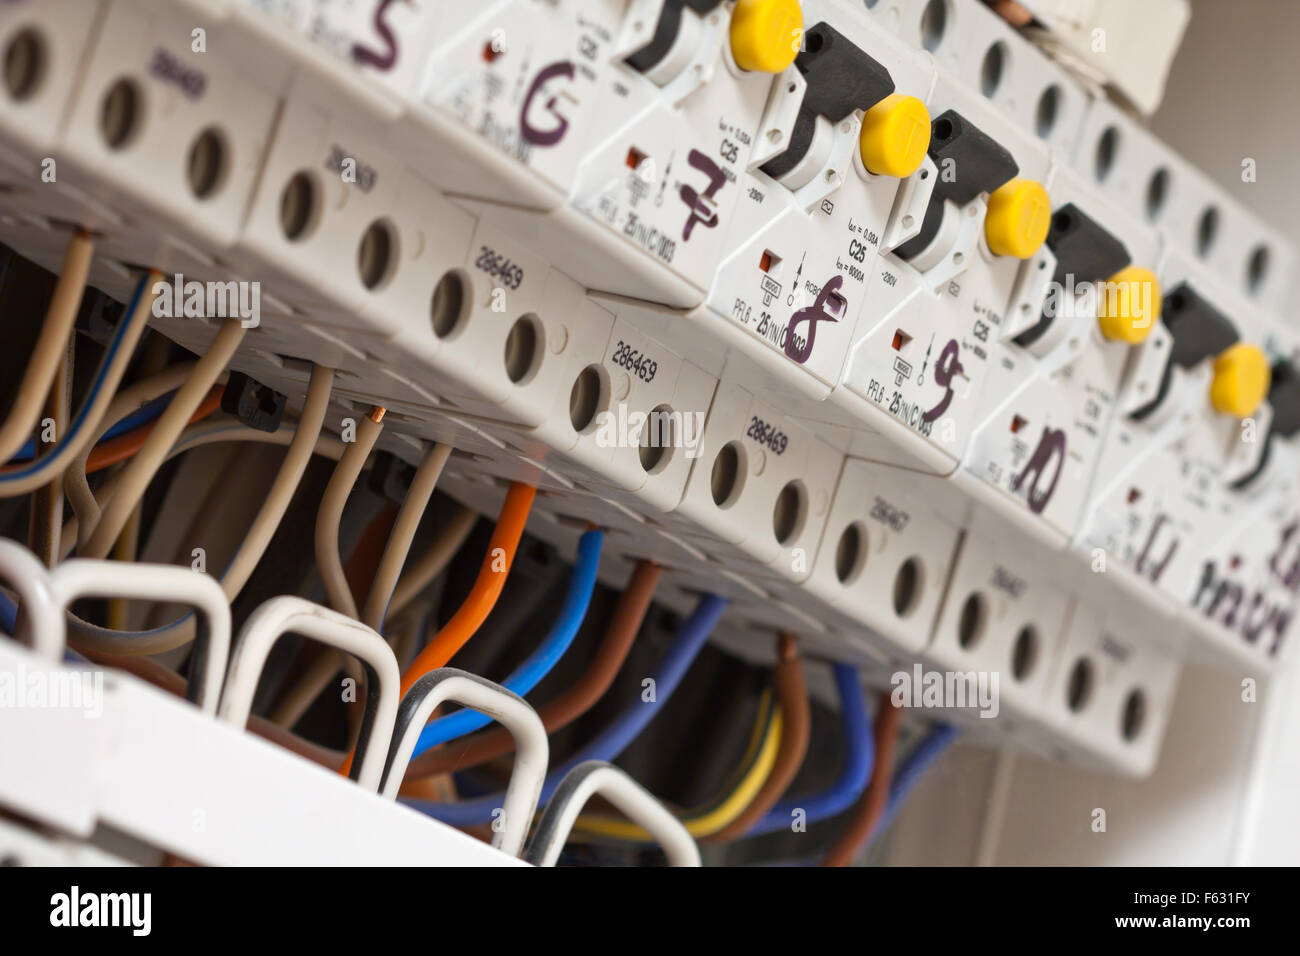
756,723 -> 959,868
0,275 -> 150,486
7,391 -> 174,463
404,592 -> 729,827
410,528 -> 603,757
0,592 -> 15,635
870,723 -> 959,844
745,662 -> 873,837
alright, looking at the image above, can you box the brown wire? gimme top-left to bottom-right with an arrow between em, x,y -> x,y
821,692 -> 904,867
397,560 -> 663,793
703,632 -> 811,843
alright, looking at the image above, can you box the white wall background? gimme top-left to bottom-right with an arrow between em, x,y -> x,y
1152,0 -> 1300,300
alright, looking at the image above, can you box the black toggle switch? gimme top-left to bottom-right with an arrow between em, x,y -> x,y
1231,360 -> 1300,489
1041,203 -> 1130,286
1163,283 -> 1240,370
1014,203 -> 1130,348
1130,283 -> 1240,421
893,110 -> 1019,262
626,0 -> 724,73
1264,360 -> 1300,439
760,22 -> 895,180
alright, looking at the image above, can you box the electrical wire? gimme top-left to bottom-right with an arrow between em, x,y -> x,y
361,443 -> 453,632
705,633 -> 811,843
298,441 -> 453,742
400,560 -> 661,787
59,415 -> 346,549
403,592 -> 728,827
276,435 -> 449,730
387,601 -> 434,672
0,271 -> 161,497
54,368 -> 338,656
337,480 -> 536,777
9,391 -> 173,462
320,501 -> 398,733
386,505 -> 478,619
64,362 -> 198,554
871,723 -> 959,845
84,385 -> 223,473
102,339 -> 173,629
407,527 -> 603,759
80,316 -> 247,558
218,365 -> 335,600
348,503 -> 400,611
271,502 -> 400,728
28,339 -> 74,567
65,382 -> 223,553
573,688 -> 783,841
744,662 -> 872,838
170,416 -> 346,460
315,407 -> 385,619
820,693 -> 905,867
107,506 -> 141,631
397,481 -> 536,689
0,230 -> 93,465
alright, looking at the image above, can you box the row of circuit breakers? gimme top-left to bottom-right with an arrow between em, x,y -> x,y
0,0 -> 1296,778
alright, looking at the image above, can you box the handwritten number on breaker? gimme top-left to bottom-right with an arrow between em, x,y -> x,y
1012,426 -> 1067,514
521,61 -> 577,147
784,274 -> 846,365
679,150 -> 727,240
922,339 -> 963,424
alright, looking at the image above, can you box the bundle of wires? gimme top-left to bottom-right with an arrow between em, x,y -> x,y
404,592 -> 729,826
741,662 -> 874,838
0,236 -> 950,871
6,392 -> 171,464
398,560 -> 666,791
573,688 -> 782,841
408,527 -> 603,758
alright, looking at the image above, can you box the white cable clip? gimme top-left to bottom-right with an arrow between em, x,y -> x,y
0,540 -> 64,660
526,761 -> 701,867
220,596 -> 399,792
382,668 -> 548,859
50,559 -> 230,712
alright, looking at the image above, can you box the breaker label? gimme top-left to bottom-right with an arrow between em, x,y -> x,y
991,566 -> 1027,599
864,379 -> 935,438
870,496 -> 910,532
611,339 -> 660,385
149,48 -> 207,100
620,211 -> 677,264
745,415 -> 788,456
473,245 -> 525,291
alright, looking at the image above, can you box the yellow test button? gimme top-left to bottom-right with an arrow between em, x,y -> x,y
1210,343 -> 1271,417
984,178 -> 1050,259
859,94 -> 931,178
730,0 -> 803,74
1097,266 -> 1161,344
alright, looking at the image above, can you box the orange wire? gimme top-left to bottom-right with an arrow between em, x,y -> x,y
85,385 -> 225,474
338,480 -> 536,777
